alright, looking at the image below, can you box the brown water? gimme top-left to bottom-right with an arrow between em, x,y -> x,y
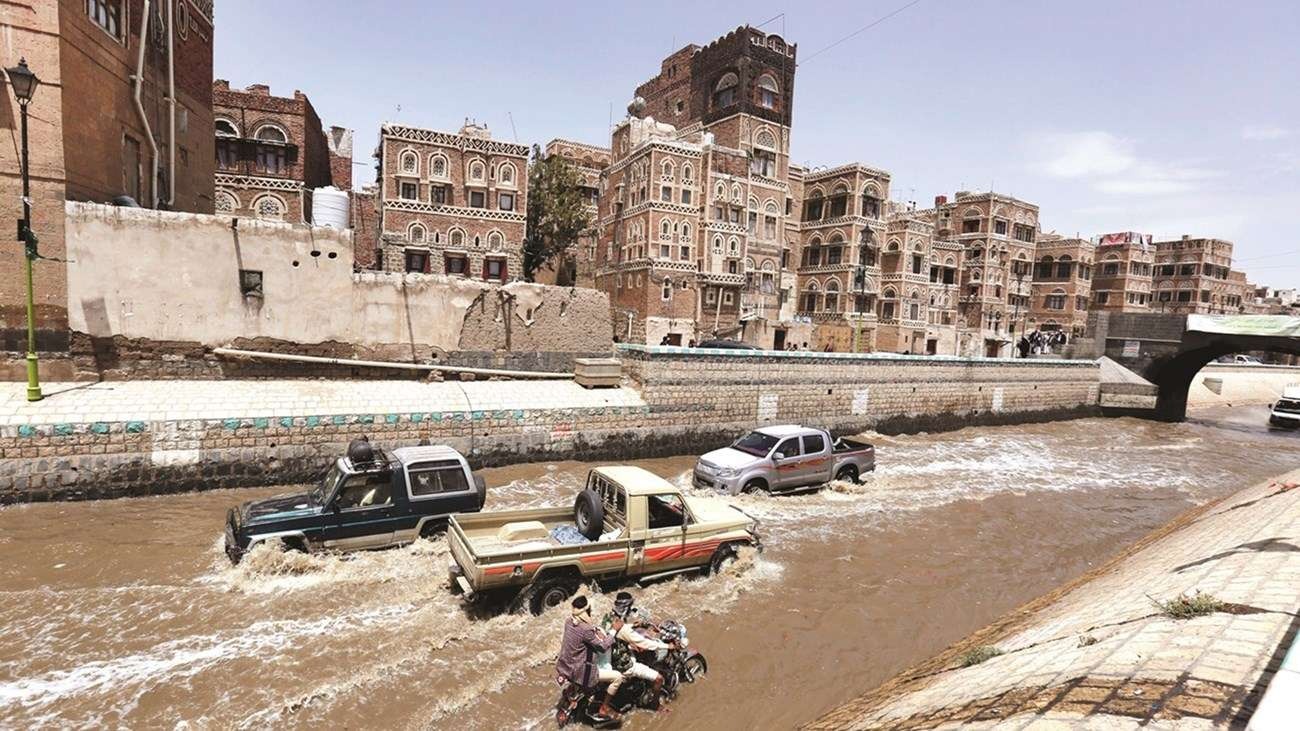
2,406 -> 1298,729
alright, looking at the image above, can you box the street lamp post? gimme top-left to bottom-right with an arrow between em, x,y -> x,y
7,57 -> 41,401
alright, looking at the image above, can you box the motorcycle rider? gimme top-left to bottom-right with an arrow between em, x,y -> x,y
556,595 -> 625,722
608,591 -> 673,707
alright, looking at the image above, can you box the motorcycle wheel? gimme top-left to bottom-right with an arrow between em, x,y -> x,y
683,654 -> 708,682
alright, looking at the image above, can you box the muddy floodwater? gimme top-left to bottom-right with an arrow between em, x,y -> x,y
2,406 -> 1298,729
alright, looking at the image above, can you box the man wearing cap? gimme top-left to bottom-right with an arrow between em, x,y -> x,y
608,591 -> 672,707
556,595 -> 625,721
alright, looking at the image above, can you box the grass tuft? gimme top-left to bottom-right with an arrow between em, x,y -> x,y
960,645 -> 1004,667
1151,590 -> 1225,620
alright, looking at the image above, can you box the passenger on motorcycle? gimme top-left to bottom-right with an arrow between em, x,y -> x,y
606,591 -> 672,706
556,595 -> 625,722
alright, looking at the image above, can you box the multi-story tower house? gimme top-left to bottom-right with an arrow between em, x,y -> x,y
875,206 -> 932,354
927,191 -> 1040,357
926,238 -> 963,355
374,121 -> 529,281
1151,236 -> 1235,314
795,164 -> 890,351
536,139 -> 611,287
213,81 -> 352,223
596,25 -> 797,346
1027,235 -> 1095,337
1090,232 -> 1154,312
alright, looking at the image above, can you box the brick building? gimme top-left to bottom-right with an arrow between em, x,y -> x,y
1027,234 -> 1094,337
1151,236 -> 1236,314
595,25 -> 799,347
1,0 -> 214,379
794,164 -> 890,352
373,121 -> 529,280
212,81 -> 352,223
535,138 -> 610,287
1090,231 -> 1154,312
921,191 -> 1040,357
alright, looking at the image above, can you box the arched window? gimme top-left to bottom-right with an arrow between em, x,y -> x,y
662,278 -> 673,301
861,184 -> 882,218
408,223 -> 426,242
1056,255 -> 1073,279
712,235 -> 723,254
430,154 -> 448,178
755,128 -> 777,149
255,124 -> 287,143
681,222 -> 692,242
824,279 -> 841,312
880,288 -> 898,321
661,160 -> 674,179
731,184 -> 743,202
400,150 -> 418,174
661,219 -> 672,239
488,231 -> 503,250
253,194 -> 284,221
713,72 -> 739,108
498,163 -> 515,186
756,74 -> 779,109
801,281 -> 820,313
728,237 -> 740,255
215,190 -> 237,213
715,181 -> 726,200
681,163 -> 694,183
468,160 -> 485,181
449,229 -> 465,247
215,118 -> 239,137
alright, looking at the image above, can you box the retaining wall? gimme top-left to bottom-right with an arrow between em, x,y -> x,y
0,347 -> 1102,502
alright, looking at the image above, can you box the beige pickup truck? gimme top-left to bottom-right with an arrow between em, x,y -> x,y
447,465 -> 761,614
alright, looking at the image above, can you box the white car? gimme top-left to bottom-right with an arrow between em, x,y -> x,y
1269,387 -> 1300,429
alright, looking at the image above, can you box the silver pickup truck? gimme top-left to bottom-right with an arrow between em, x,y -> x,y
693,425 -> 874,495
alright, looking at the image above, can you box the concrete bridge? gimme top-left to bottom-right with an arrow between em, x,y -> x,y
1088,312 -> 1300,420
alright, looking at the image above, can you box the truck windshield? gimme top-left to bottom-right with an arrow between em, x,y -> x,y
733,431 -> 779,457
310,463 -> 346,505
1276,399 -> 1300,414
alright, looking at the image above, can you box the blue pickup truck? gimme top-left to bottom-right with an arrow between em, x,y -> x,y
224,439 -> 486,562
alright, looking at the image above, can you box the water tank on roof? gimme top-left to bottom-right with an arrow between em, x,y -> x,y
312,186 -> 350,229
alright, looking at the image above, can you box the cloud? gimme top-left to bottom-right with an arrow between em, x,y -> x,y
1034,131 -> 1135,178
1241,124 -> 1290,141
1029,131 -> 1218,196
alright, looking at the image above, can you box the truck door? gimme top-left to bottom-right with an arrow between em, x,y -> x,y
322,470 -> 397,550
770,437 -> 802,489
640,493 -> 692,575
795,432 -> 831,487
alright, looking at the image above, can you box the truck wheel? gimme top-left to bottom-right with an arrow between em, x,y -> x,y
473,475 -> 487,509
419,520 -> 446,540
835,465 -> 860,484
707,545 -> 740,576
528,578 -> 576,615
741,479 -> 767,494
574,490 -> 605,540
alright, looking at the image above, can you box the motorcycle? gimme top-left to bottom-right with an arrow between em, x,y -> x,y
554,619 -> 708,727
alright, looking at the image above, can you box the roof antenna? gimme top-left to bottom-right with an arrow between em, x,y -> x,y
507,111 -> 519,143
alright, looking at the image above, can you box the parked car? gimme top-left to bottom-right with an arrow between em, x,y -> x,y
447,465 -> 761,614
224,439 -> 486,562
1269,386 -> 1300,429
693,425 -> 875,495
695,339 -> 760,350
1218,354 -> 1265,365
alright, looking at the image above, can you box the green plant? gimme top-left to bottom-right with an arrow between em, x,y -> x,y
1151,590 -> 1225,619
960,645 -> 1004,667
523,146 -> 593,282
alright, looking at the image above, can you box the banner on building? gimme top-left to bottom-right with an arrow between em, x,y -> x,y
1186,315 -> 1300,337
1098,231 -> 1153,250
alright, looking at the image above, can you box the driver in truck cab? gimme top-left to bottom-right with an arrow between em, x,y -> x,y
557,596 -> 624,722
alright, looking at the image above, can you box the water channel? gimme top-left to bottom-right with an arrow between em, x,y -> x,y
1,405 -> 1297,728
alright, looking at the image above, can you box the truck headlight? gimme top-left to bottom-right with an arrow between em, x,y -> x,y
716,467 -> 739,478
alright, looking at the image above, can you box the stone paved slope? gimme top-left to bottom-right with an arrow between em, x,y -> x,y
806,469 -> 1300,730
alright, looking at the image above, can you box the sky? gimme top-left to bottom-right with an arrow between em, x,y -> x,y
215,0 -> 1300,289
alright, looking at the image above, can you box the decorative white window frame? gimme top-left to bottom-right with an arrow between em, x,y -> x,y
252,192 -> 287,221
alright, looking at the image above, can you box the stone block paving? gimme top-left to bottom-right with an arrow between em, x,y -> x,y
808,470 -> 1300,730
0,380 -> 646,427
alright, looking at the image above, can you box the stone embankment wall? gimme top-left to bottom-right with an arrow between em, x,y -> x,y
0,347 -> 1101,502
0,203 -> 611,380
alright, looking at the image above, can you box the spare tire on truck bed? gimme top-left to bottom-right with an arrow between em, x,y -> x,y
574,489 -> 605,540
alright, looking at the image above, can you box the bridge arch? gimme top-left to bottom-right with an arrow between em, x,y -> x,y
1146,326 -> 1300,421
